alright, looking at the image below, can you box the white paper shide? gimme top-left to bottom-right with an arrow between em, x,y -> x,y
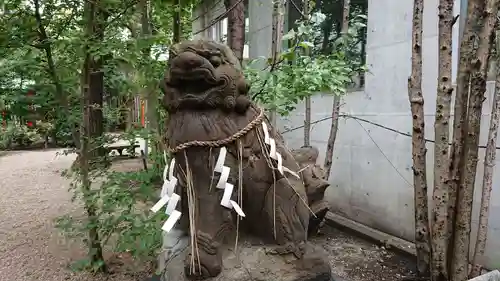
151,158 -> 182,232
214,147 -> 246,217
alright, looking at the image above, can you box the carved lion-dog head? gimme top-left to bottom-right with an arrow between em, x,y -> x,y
161,39 -> 251,114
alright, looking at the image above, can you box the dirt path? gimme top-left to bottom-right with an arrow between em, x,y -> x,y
0,150 -> 82,281
0,150 -> 149,281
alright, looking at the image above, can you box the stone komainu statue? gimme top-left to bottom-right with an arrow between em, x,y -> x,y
160,39 -> 332,281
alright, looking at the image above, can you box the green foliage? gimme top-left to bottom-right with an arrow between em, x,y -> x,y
56,159 -> 167,266
0,0 -> 194,273
245,11 -> 367,115
57,124 -> 169,270
35,120 -> 54,141
0,123 -> 42,149
0,0 -> 194,145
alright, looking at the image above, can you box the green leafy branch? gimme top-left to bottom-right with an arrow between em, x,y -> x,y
245,11 -> 367,116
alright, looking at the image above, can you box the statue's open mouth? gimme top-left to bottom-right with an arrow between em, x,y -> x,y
168,70 -> 222,96
168,51 -> 220,92
170,67 -> 218,84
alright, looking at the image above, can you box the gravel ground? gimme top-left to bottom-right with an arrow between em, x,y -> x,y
0,149 -> 151,281
314,226 -> 416,281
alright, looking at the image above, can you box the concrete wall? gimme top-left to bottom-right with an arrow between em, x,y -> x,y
192,0 -> 226,40
191,0 -> 500,269
278,0 -> 500,269
192,0 -> 250,58
247,0 -> 273,60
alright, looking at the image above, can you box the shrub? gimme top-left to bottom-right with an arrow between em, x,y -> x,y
0,123 -> 42,149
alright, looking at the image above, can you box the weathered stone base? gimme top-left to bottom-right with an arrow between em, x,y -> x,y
159,230 -> 333,281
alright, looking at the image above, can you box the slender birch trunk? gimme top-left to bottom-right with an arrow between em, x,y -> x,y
470,30 -> 500,277
451,1 -> 498,280
323,0 -> 350,178
431,1 -> 454,280
269,0 -> 285,132
303,0 -> 312,147
407,0 -> 431,277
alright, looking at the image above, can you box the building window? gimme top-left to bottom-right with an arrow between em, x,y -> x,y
318,0 -> 368,89
288,0 -> 368,90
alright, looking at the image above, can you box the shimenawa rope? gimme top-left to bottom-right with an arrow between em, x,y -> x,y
168,107 -> 265,153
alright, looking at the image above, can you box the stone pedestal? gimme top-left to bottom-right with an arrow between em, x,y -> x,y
159,230 -> 333,281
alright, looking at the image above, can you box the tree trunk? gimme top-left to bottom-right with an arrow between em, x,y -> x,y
173,0 -> 181,43
269,0 -> 285,132
225,0 -> 246,62
130,101 -> 136,129
470,30 -> 500,278
85,73 -> 106,271
407,0 -> 431,278
88,71 -> 105,164
451,1 -> 498,280
33,0 -> 80,149
323,0 -> 350,178
321,14 -> 335,180
80,1 -> 107,164
303,0 -> 312,147
79,0 -> 106,272
323,95 -> 340,180
431,1 -> 454,280
140,0 -> 160,158
447,16 -> 472,281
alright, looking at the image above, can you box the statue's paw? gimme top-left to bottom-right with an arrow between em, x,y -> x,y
265,242 -> 306,258
308,200 -> 329,236
184,260 -> 212,280
184,249 -> 222,280
291,243 -> 332,279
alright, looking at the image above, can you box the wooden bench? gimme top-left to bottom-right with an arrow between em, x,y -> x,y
105,143 -> 140,157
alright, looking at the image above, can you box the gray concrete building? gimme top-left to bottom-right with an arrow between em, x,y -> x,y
192,0 -> 500,269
